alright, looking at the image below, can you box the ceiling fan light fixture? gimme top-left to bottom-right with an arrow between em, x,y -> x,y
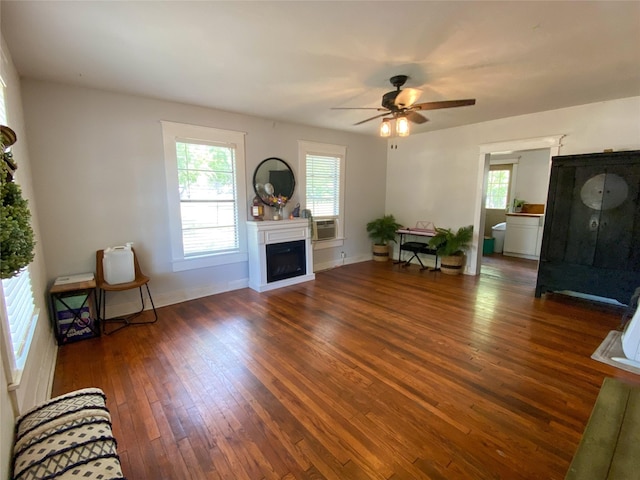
379,118 -> 391,137
396,116 -> 410,137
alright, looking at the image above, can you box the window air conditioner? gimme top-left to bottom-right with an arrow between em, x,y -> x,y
313,219 -> 337,241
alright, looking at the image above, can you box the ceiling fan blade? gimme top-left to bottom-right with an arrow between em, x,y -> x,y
331,107 -> 387,111
412,99 -> 476,111
406,111 -> 429,124
394,88 -> 421,108
354,111 -> 392,125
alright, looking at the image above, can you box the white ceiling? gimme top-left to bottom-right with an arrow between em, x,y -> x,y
2,1 -> 639,136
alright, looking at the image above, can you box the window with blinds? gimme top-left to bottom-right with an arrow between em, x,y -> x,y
298,140 -> 346,248
305,154 -> 341,217
0,74 -> 39,378
1,271 -> 37,373
162,121 -> 247,271
176,140 -> 238,256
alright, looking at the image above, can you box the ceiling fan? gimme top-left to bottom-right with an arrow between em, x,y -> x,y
333,75 -> 476,133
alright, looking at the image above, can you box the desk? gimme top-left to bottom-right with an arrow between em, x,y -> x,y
50,278 -> 100,344
396,228 -> 439,271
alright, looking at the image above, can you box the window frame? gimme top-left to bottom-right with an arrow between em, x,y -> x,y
162,121 -> 247,272
485,167 -> 511,210
298,140 -> 346,250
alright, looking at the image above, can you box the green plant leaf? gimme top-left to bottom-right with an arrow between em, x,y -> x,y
366,214 -> 402,245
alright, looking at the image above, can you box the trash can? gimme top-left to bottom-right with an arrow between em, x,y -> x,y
492,222 -> 506,253
483,237 -> 495,255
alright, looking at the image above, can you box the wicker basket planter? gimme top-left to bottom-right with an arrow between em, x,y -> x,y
372,244 -> 391,262
440,254 -> 465,275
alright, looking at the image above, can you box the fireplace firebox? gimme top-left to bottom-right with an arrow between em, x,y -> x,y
266,240 -> 306,283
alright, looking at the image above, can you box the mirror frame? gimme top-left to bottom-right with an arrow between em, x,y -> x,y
253,157 -> 296,206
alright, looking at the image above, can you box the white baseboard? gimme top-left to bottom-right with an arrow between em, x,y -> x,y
314,255 -> 371,272
103,278 -> 250,318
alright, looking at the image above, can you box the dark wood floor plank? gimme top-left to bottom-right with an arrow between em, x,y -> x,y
52,256 -> 638,479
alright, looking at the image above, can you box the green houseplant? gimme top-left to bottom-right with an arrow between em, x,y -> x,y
429,225 -> 473,275
366,214 -> 402,262
512,198 -> 526,213
1,126 -> 35,279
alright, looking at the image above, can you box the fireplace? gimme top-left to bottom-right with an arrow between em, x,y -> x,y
247,219 -> 315,292
266,240 -> 306,283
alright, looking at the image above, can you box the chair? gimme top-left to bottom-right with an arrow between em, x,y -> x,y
96,248 -> 158,334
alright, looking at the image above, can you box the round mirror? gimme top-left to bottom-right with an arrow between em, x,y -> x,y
253,157 -> 295,205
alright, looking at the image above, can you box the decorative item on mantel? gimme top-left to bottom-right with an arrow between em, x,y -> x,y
269,194 -> 288,220
290,203 -> 300,220
251,195 -> 264,221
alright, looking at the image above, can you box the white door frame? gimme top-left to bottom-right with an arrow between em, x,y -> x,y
469,135 -> 565,275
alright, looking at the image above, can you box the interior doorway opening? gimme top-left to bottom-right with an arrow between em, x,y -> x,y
470,135 -> 564,278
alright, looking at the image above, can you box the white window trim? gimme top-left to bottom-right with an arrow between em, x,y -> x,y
161,121 -> 248,271
298,140 -> 346,250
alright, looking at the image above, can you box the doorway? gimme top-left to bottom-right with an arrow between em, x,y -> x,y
470,135 -> 564,278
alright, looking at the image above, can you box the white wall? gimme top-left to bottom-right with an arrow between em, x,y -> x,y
512,149 -> 553,205
21,80 -> 387,315
0,37 -> 56,479
386,96 -> 640,274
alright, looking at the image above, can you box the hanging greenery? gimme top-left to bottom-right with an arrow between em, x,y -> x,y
1,126 -> 35,279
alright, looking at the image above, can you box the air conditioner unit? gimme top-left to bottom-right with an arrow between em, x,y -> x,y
313,219 -> 337,241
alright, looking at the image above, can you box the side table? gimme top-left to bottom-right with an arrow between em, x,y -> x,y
49,276 -> 100,344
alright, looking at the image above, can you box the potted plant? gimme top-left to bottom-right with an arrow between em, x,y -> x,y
1,126 -> 35,279
428,225 -> 473,275
366,214 -> 402,262
512,198 -> 526,213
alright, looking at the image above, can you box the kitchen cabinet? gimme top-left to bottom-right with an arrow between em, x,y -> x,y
503,214 -> 544,259
535,150 -> 640,304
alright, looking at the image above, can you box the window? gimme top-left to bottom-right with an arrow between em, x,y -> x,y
1,271 -> 38,378
0,74 -> 39,384
486,168 -> 511,209
162,121 -> 247,271
298,141 -> 346,248
306,154 -> 340,217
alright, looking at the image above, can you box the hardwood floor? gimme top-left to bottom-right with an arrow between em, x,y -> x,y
52,260 -> 638,479
480,253 -> 539,286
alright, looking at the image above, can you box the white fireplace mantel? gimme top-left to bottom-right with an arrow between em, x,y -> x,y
247,219 -> 315,292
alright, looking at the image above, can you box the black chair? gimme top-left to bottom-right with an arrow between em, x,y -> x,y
400,242 -> 438,271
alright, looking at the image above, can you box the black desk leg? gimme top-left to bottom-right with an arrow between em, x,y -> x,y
394,233 -> 405,264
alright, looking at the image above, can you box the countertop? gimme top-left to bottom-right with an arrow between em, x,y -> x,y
506,213 -> 544,217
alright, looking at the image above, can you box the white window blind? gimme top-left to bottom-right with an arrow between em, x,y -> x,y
1,271 -> 37,372
176,139 -> 239,256
306,154 -> 340,217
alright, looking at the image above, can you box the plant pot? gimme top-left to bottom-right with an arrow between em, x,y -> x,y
440,254 -> 465,275
372,243 -> 391,262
